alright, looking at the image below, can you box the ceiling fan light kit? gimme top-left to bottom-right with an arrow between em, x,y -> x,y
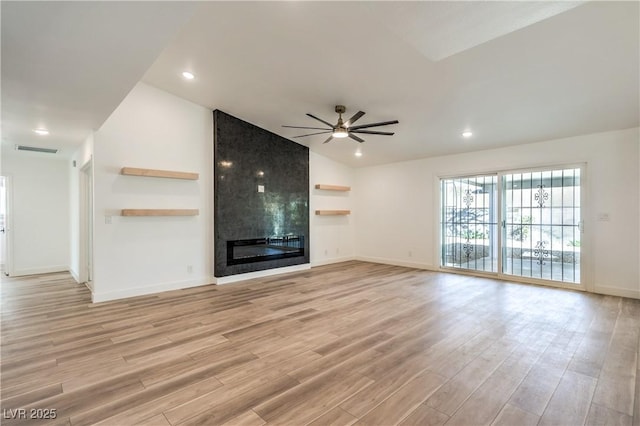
284,105 -> 398,144
332,129 -> 349,138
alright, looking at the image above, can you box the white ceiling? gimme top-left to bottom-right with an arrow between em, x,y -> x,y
358,1 -> 583,61
1,1 -> 197,157
2,1 -> 639,167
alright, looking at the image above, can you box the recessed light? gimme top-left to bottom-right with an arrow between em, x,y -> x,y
33,128 -> 49,136
355,150 -> 363,157
181,71 -> 195,80
462,131 -> 473,138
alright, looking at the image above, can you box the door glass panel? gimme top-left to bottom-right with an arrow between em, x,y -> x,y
502,168 -> 581,284
441,175 -> 498,273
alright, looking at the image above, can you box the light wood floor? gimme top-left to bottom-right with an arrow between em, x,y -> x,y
1,261 -> 639,426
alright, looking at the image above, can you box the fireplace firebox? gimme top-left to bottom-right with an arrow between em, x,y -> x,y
227,235 -> 305,266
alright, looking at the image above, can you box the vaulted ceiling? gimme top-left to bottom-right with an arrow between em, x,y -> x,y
2,1 -> 638,167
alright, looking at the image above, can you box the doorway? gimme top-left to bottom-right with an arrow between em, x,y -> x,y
440,165 -> 583,289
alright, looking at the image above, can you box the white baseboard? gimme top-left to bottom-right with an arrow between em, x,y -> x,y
356,256 -> 640,300
311,256 -> 356,267
69,268 -> 80,283
11,265 -> 69,277
355,256 -> 439,271
92,277 -> 213,303
593,285 -> 640,300
213,263 -> 311,285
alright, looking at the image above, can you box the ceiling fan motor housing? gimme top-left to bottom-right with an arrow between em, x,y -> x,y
335,105 -> 346,114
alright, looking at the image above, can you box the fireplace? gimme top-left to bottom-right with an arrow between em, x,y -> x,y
227,235 -> 305,266
214,110 -> 309,277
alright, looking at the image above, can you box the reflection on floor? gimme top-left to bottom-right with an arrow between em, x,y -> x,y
452,257 -> 581,283
1,262 -> 636,426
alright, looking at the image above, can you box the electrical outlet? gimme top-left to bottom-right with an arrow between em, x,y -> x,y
187,265 -> 193,274
105,215 -> 112,225
324,249 -> 328,255
408,250 -> 413,257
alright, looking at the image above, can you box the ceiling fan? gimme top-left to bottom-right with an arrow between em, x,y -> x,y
283,105 -> 399,144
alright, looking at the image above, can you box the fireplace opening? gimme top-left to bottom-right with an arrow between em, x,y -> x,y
227,235 -> 305,266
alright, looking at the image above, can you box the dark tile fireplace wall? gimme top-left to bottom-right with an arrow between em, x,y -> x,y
213,110 -> 309,277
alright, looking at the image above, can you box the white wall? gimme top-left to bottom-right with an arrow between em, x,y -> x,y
87,82 -> 360,300
1,151 -> 70,276
91,83 -> 213,302
82,82 -> 639,301
355,127 -> 640,299
69,134 -> 94,282
309,151 -> 356,265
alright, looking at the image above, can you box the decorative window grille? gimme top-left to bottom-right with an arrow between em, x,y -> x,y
440,167 -> 581,285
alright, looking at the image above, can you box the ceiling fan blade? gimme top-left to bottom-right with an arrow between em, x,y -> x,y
306,113 -> 335,128
322,135 -> 334,144
351,130 -> 395,136
348,133 -> 365,143
344,111 -> 365,127
292,131 -> 333,138
349,120 -> 399,130
283,125 -> 331,130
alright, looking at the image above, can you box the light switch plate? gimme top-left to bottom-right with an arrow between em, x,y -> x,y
258,185 -> 265,193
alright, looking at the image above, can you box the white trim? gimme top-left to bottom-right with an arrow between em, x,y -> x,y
12,266 -> 69,277
435,160 -> 589,181
352,256 -> 638,300
355,255 -> 438,271
213,263 -> 311,285
2,176 -> 14,276
92,276 -> 213,303
593,285 -> 640,300
433,175 -> 442,277
69,268 -> 80,283
78,158 -> 93,284
311,256 -> 356,267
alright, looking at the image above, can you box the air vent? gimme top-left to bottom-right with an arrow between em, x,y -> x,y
15,145 -> 58,154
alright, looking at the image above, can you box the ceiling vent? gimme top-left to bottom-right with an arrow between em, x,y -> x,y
15,145 -> 58,154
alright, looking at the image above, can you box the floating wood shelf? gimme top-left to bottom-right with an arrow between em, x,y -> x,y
121,167 -> 199,180
315,184 -> 350,192
315,210 -> 351,216
121,209 -> 199,217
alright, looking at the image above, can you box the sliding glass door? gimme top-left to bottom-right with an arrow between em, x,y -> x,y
502,168 -> 581,284
440,166 -> 582,287
441,175 -> 498,273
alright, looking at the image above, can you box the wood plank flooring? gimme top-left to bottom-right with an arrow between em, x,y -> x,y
1,261 -> 639,425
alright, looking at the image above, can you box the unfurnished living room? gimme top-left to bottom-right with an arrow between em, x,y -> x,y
1,1 -> 639,425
